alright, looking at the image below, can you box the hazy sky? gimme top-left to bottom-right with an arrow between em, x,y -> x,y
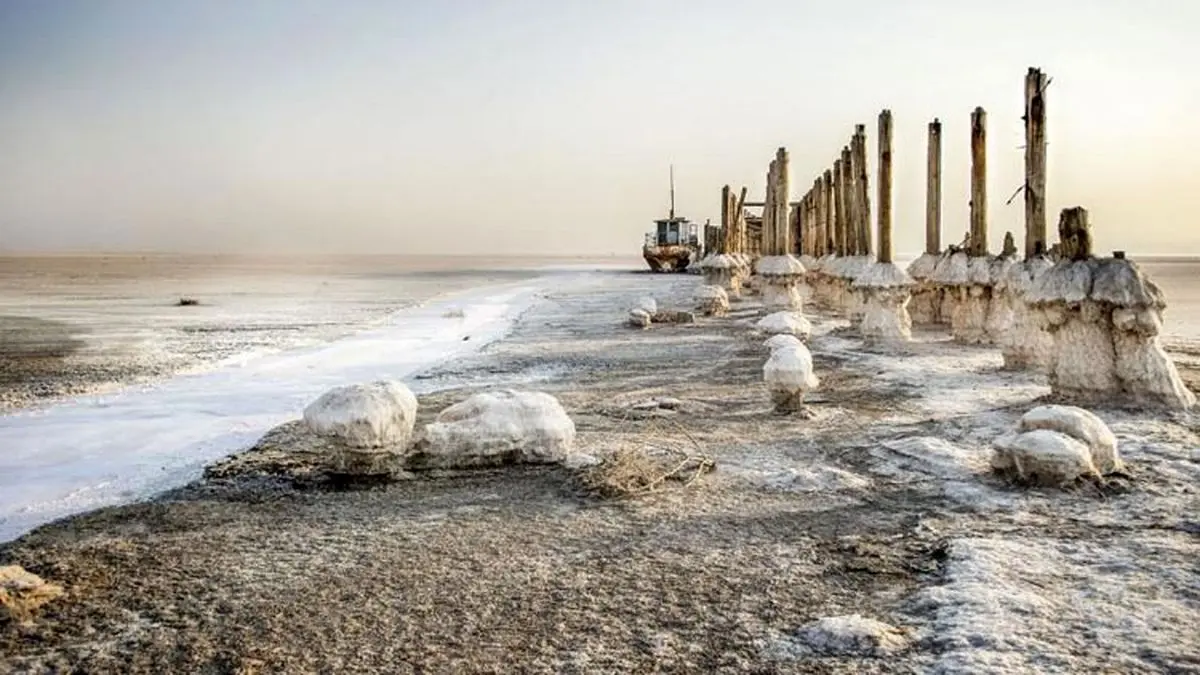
2,0 -> 1198,256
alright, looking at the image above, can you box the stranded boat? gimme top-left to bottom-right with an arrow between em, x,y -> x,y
642,166 -> 701,273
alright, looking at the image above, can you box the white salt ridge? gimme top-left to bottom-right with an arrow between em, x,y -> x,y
0,280 -> 548,543
419,390 -> 575,467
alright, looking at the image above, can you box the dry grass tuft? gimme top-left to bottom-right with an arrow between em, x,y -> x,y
176,297 -> 201,307
0,565 -> 64,624
576,417 -> 716,498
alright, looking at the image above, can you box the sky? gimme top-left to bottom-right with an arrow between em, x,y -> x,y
1,0 -> 1198,257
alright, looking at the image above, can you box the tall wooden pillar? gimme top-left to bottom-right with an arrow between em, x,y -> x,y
970,107 -> 988,257
1024,68 -> 1048,258
877,110 -> 894,264
925,119 -> 942,255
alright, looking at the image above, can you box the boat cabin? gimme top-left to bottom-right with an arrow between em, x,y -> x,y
647,217 -> 699,247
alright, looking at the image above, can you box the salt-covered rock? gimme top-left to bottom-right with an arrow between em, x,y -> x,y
764,334 -> 803,353
992,429 -> 1100,486
633,296 -> 657,315
792,614 -> 910,656
763,344 -> 819,414
414,390 -> 576,469
628,308 -> 652,329
833,255 -> 875,323
303,381 -> 418,475
694,284 -> 730,317
853,262 -> 915,341
1018,405 -> 1122,473
755,311 -> 812,340
1,565 -> 64,623
755,254 -> 808,311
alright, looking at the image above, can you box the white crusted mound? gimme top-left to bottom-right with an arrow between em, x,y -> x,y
906,252 -> 941,281
764,334 -> 803,352
763,344 -> 819,413
854,263 -> 914,341
931,251 -> 970,286
798,254 -> 819,270
1018,405 -> 1122,473
694,284 -> 730,316
756,254 -> 807,277
702,253 -> 736,270
755,311 -> 812,339
792,615 -> 910,656
967,255 -> 997,286
852,262 -> 915,289
303,381 -> 418,450
628,308 -> 652,328
419,390 -> 576,468
992,429 -> 1100,486
1027,258 -> 1194,409
634,296 -> 658,315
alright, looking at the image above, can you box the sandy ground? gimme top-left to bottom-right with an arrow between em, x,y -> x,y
2,272 -> 1198,673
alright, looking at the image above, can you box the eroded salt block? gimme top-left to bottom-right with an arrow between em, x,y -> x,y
1018,405 -> 1122,473
764,334 -> 803,353
992,429 -> 1100,486
416,390 -> 576,468
303,380 -> 418,450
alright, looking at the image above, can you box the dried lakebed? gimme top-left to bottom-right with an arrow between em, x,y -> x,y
2,272 -> 1198,674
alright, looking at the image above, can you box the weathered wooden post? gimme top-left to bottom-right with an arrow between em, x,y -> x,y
926,119 -> 942,256
907,118 -> 945,326
735,186 -> 748,255
854,125 -> 872,256
853,109 -> 914,341
1024,68 -> 1048,258
776,147 -> 791,254
822,170 -> 834,256
877,110 -> 893,264
758,148 -> 805,310
1058,207 -> 1091,260
970,107 -> 988,256
833,158 -> 846,256
841,145 -> 856,256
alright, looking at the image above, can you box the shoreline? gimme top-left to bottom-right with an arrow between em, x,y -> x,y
2,272 -> 1197,672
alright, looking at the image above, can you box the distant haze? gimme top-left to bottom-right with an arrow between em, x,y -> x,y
2,0 -> 1198,257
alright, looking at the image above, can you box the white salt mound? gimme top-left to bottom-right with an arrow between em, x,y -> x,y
931,251 -> 970,286
756,254 -> 807,277
992,429 -> 1100,486
764,334 -> 803,353
763,345 -> 819,393
793,614 -> 910,656
303,380 -> 418,450
756,311 -> 812,339
852,261 -> 914,288
634,296 -> 657,314
420,390 -> 576,467
628,308 -> 652,328
703,254 -> 737,270
1018,405 -> 1122,473
906,252 -> 941,280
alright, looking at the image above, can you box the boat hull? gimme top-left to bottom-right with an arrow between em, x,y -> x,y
642,245 -> 694,273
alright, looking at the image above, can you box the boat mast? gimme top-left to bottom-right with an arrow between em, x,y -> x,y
669,164 -> 675,219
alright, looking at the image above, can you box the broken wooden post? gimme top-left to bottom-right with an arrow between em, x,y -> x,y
877,110 -> 894,264
1024,68 -> 1048,259
926,118 -> 942,256
735,186 -> 748,255
1058,207 -> 1091,261
970,107 -> 988,257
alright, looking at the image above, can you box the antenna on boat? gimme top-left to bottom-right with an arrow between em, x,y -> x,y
669,164 -> 675,219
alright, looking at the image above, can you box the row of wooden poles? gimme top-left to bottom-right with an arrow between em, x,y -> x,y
714,68 -> 1051,264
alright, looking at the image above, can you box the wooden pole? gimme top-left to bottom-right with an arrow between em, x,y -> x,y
877,110 -> 894,264
854,125 -> 872,256
925,119 -> 942,255
839,146 -> 853,256
763,160 -> 776,256
814,178 -> 825,257
720,185 -> 731,254
776,147 -> 791,255
1024,68 -> 1048,258
833,159 -> 845,256
970,106 -> 988,257
735,186 -> 747,254
821,170 -> 834,256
